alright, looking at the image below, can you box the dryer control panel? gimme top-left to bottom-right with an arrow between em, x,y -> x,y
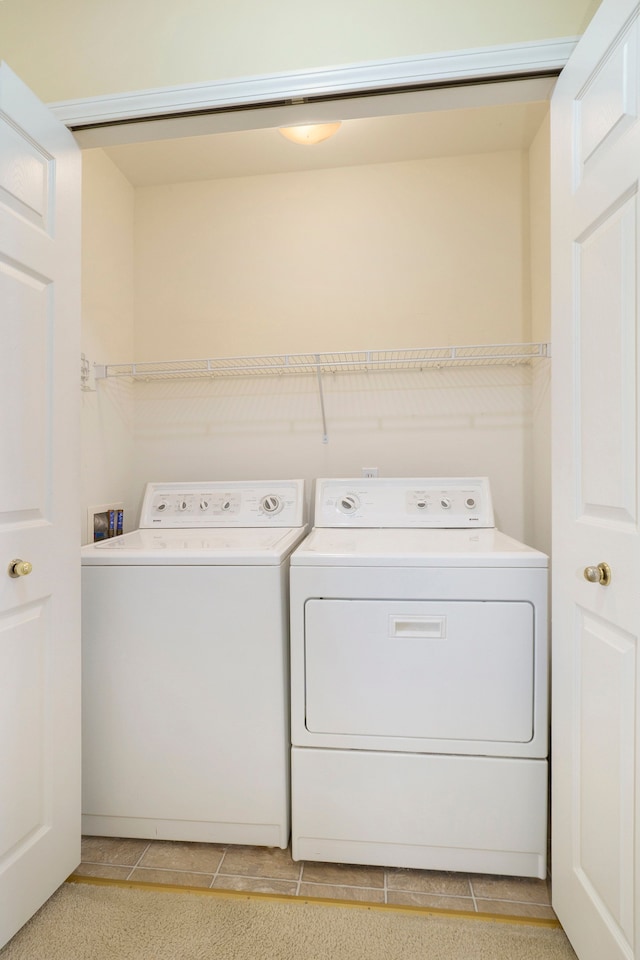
140,480 -> 305,528
314,477 -> 494,528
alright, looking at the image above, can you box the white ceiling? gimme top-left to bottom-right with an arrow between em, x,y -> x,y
98,78 -> 554,188
102,100 -> 548,187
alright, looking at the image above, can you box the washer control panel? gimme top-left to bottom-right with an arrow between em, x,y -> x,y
314,478 -> 493,528
140,480 -> 305,528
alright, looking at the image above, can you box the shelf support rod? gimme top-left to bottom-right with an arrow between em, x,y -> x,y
315,355 -> 329,444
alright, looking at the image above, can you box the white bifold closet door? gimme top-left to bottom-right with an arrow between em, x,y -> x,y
551,1 -> 640,958
0,63 -> 81,949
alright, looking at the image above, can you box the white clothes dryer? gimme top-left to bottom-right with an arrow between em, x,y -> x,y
81,480 -> 307,847
290,477 -> 549,878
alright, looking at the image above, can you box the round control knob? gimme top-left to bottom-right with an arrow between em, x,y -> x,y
222,500 -> 231,511
8,559 -> 32,578
338,494 -> 360,515
416,500 -> 428,510
156,500 -> 168,512
200,499 -> 210,511
178,500 -> 188,511
261,495 -> 282,515
440,497 -> 451,509
465,497 -> 476,509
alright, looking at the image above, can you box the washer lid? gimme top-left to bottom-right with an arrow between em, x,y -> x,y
290,527 -> 548,567
81,525 -> 308,565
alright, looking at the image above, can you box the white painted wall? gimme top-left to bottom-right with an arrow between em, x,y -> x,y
81,150 -> 136,543
0,1 -> 601,103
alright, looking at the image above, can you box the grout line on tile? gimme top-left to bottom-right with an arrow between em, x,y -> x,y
81,856 -> 149,871
216,872 -> 308,887
463,875 -> 474,908
300,880 -> 389,894
80,860 -> 131,867
295,860 -> 304,896
477,896 -> 553,907
125,842 -> 151,881
208,849 -> 228,889
388,892 -> 475,906
129,865 -> 220,879
469,878 -> 480,913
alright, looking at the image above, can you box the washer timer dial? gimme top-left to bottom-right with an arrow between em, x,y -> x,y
337,494 -> 360,515
261,494 -> 283,515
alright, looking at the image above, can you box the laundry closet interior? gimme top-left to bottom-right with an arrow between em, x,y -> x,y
79,76 -> 552,556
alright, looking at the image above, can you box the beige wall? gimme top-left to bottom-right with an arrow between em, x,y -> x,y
130,365 -> 535,539
0,0 -> 601,103
134,150 -> 529,358
80,118 -> 551,547
528,114 -> 552,556
125,146 -> 537,540
81,149 -> 136,542
529,116 -> 551,343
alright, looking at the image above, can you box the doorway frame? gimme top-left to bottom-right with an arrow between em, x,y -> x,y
48,37 -> 576,146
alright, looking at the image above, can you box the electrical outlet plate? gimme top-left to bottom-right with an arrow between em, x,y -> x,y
362,467 -> 379,478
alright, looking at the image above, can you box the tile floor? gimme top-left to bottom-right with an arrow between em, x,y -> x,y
74,837 -> 556,920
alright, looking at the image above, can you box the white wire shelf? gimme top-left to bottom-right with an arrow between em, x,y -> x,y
95,342 -> 550,382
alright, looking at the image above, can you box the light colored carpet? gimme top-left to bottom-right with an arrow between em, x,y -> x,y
1,879 -> 578,960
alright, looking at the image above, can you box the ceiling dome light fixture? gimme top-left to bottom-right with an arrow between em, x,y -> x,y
278,122 -> 342,145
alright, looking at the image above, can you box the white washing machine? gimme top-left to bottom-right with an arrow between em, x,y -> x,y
290,477 -> 549,878
81,479 -> 307,847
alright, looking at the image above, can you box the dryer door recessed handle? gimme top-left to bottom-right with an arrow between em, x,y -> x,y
389,615 -> 446,639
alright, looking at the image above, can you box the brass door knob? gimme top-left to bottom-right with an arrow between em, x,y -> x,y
8,559 -> 33,578
583,562 -> 611,586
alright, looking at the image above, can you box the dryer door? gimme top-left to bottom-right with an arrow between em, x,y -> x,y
304,599 -> 534,749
